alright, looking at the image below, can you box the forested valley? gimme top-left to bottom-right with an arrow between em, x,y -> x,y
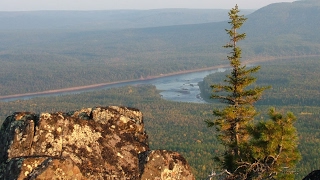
1,56 -> 320,179
1,0 -> 320,179
0,0 -> 320,97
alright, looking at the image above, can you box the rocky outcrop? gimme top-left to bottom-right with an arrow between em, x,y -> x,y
139,150 -> 194,179
0,106 -> 194,180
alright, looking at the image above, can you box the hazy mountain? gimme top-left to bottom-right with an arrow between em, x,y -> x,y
0,9 -> 254,30
110,0 -> 320,57
1,1 -> 319,56
245,0 -> 320,39
242,0 -> 320,55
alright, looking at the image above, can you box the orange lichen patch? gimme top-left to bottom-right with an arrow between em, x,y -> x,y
14,112 -> 33,121
36,159 -> 84,180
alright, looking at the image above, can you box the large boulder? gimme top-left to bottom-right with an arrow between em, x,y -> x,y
0,106 -> 194,180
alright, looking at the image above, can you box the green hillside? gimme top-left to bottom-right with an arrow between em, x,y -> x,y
243,0 -> 320,56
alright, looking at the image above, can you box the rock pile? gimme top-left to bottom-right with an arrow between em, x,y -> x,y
0,106 -> 194,180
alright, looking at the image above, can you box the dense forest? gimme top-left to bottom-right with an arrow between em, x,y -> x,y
199,57 -> 320,107
1,56 -> 320,179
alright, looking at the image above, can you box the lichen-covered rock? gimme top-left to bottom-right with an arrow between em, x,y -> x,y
0,106 -> 194,180
139,150 -> 195,180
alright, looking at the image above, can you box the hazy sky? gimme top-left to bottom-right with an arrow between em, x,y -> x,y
0,0 -> 297,11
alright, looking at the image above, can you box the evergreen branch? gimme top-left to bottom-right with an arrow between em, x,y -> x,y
207,5 -> 300,179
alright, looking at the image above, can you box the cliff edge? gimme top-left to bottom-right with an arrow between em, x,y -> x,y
0,106 -> 194,180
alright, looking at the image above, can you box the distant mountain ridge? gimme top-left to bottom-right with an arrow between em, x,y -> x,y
242,0 -> 320,55
245,0 -> 320,36
0,9 -> 254,30
1,1 -> 319,58
115,0 -> 320,57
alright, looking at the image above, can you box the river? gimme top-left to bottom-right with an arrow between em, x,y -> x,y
151,68 -> 227,103
0,68 -> 227,103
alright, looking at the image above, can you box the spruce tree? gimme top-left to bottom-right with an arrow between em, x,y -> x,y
205,4 -> 268,172
205,5 -> 300,179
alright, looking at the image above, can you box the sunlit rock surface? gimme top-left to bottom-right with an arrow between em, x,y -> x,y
139,150 -> 194,179
0,106 -> 194,180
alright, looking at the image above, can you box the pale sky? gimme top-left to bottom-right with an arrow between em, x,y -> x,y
0,0 -> 297,11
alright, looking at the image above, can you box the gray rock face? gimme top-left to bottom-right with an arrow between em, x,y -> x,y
0,106 -> 195,180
